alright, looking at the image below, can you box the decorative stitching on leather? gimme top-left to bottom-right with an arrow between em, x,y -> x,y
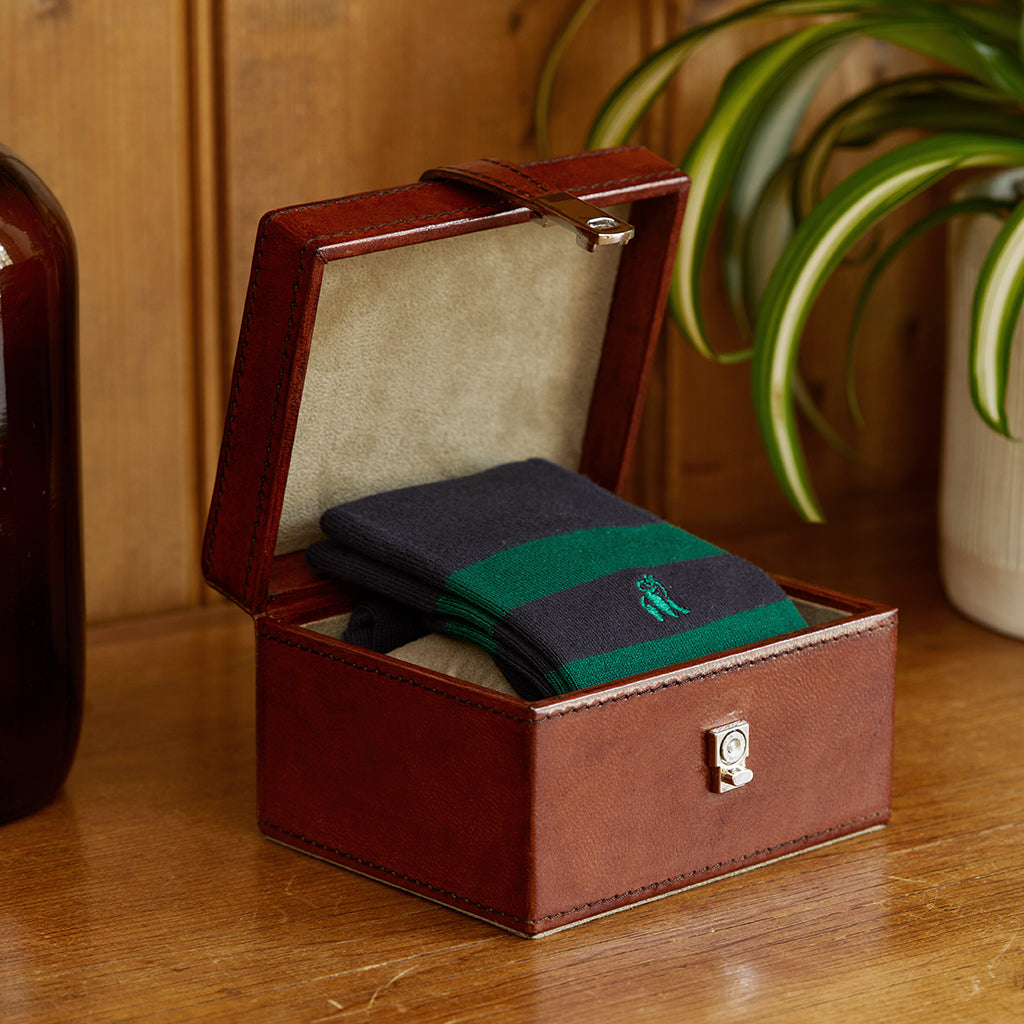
529,810 -> 890,925
441,165 -> 546,200
263,182 -> 425,219
242,246 -> 308,597
529,146 -> 641,166
262,618 -> 894,723
261,821 -> 523,922
263,631 -> 534,722
243,148 -> 651,223
260,810 -> 889,928
305,203 -> 497,246
268,159 -> 675,230
479,157 -> 551,195
299,169 -> 681,246
482,157 -> 550,190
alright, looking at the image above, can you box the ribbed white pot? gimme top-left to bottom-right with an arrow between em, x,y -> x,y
939,172 -> 1024,640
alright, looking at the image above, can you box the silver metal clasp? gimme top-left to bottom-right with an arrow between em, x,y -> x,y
534,192 -> 634,251
707,721 -> 753,793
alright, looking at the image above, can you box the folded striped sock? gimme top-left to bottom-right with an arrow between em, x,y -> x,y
306,459 -> 806,700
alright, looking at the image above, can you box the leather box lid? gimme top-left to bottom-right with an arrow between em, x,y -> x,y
202,146 -> 689,615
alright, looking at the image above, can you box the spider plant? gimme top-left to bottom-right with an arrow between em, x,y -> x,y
537,0 -> 1024,521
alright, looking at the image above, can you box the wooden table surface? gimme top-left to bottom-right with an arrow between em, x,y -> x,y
2,490 -> 1022,1023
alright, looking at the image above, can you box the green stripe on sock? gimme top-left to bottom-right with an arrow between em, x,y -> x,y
436,594 -> 494,632
546,600 -> 807,693
444,621 -> 499,654
436,595 -> 499,652
444,521 -> 722,615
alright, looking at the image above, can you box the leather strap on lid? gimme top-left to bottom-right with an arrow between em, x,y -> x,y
421,157 -> 634,252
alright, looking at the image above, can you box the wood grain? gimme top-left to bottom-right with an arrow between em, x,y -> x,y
1,489 -> 1021,1022
0,0 -> 202,620
215,0 -> 645,355
0,0 -> 957,622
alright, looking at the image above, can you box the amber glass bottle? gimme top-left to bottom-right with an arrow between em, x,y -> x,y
0,146 -> 83,824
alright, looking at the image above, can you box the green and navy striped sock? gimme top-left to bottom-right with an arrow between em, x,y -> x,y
306,459 -> 806,699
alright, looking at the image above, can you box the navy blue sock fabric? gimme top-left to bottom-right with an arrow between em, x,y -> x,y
342,596 -> 431,652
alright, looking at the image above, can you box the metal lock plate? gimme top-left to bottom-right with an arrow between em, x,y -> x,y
707,721 -> 753,793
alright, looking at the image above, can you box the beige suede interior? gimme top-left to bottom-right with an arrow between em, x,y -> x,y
276,214 -> 626,555
795,599 -> 849,627
301,597 -> 845,699
301,613 -> 516,694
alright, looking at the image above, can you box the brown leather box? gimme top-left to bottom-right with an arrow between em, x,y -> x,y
202,146 -> 896,937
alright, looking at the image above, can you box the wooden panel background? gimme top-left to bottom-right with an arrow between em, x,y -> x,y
0,0 -> 944,622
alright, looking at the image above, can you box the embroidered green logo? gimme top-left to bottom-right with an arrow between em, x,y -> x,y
636,574 -> 689,622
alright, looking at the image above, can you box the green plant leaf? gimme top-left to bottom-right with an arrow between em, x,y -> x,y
844,196 -> 1010,426
666,12 -> 1011,362
669,21 -> 894,362
863,19 -> 1024,105
1019,0 -> 1024,66
970,198 -> 1024,434
724,47 -> 845,337
794,75 -> 1018,215
751,134 -> 1024,521
584,1 -> 925,150
945,2 -> 1021,45
584,1 -> 1024,151
567,1 -> 1024,366
534,0 -> 602,157
741,156 -> 800,326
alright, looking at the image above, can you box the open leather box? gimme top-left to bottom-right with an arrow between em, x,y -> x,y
202,147 -> 896,937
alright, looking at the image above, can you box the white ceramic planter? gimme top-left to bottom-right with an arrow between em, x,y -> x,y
940,171 -> 1024,639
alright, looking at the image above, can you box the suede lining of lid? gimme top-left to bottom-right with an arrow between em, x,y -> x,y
276,212 -> 627,555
